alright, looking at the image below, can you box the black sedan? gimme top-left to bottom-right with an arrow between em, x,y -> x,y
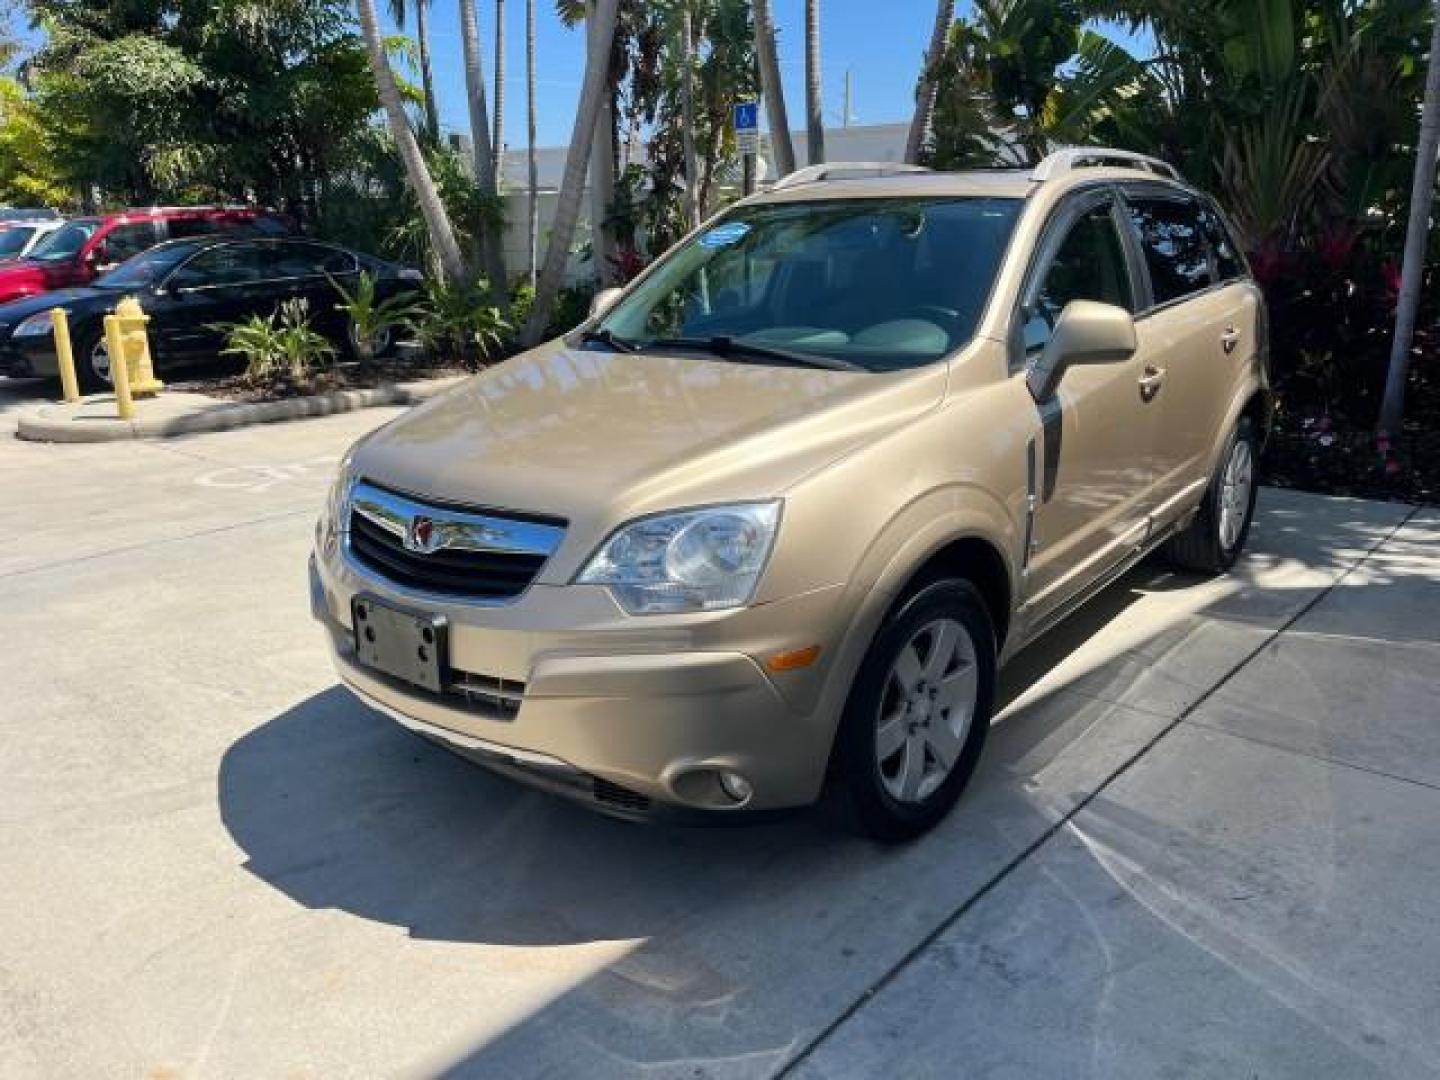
0,237 -> 422,390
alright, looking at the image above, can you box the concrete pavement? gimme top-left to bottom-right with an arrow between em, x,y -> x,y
1,374 -> 1436,1078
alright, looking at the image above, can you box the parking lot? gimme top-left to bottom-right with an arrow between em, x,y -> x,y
3,375 -> 1438,1079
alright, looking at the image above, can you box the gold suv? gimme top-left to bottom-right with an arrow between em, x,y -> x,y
311,149 -> 1269,839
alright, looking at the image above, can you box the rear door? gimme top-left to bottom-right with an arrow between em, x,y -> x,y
1018,189 -> 1159,624
1119,188 -> 1258,517
265,241 -> 361,339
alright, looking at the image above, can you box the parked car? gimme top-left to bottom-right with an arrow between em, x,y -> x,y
310,149 -> 1270,840
0,219 -> 64,262
0,206 -> 292,306
0,236 -> 420,389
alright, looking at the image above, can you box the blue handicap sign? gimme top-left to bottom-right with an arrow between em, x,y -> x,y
733,101 -> 759,133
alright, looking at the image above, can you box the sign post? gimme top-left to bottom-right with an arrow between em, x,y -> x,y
734,101 -> 760,196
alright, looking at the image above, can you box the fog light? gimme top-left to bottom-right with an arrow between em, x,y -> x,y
719,770 -> 753,804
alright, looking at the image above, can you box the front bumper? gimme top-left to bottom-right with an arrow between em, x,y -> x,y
0,336 -> 57,378
310,548 -> 846,818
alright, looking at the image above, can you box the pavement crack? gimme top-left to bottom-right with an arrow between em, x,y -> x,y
777,503 -> 1423,1078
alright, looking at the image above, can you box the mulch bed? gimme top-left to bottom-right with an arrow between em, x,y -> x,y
165,356 -> 473,404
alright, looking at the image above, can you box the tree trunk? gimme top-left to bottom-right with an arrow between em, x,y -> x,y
526,0 -> 539,287
804,0 -> 824,164
681,5 -> 700,227
358,0 -> 467,282
754,0 -> 796,178
522,0 -> 621,344
416,0 -> 441,142
1380,0 -> 1440,435
493,0 -> 507,185
588,3 -> 617,286
905,0 -> 953,164
460,0 -> 511,294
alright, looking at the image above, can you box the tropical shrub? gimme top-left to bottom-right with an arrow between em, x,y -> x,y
413,279 -> 510,367
329,270 -> 422,367
219,299 -> 336,383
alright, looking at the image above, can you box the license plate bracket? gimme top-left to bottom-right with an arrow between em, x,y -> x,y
352,595 -> 447,694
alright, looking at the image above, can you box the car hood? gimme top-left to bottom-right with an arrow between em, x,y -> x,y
0,288 -> 109,327
351,339 -> 946,544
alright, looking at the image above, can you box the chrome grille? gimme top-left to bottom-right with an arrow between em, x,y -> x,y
345,480 -> 565,602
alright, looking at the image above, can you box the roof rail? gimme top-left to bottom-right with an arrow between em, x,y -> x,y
771,161 -> 931,190
1031,147 -> 1182,183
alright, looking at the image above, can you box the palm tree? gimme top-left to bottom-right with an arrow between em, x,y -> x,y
590,5 -> 617,285
389,0 -> 441,142
680,3 -> 701,226
522,0 -> 621,343
754,0 -> 796,177
1380,0 -> 1440,434
460,0 -> 509,291
804,0 -> 824,164
905,0 -> 954,164
526,0 -> 539,286
358,0 -> 467,282
493,0 -> 507,184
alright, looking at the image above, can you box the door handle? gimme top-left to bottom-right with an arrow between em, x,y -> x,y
1138,365 -> 1167,402
1221,326 -> 1241,354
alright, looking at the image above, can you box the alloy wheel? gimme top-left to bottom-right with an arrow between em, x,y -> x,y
1219,437 -> 1253,551
875,617 -> 979,804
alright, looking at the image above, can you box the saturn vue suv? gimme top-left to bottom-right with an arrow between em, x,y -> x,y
310,148 -> 1270,840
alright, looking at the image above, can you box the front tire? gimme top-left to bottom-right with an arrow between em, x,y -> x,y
72,326 -> 113,394
1164,416 -> 1258,574
826,578 -> 996,842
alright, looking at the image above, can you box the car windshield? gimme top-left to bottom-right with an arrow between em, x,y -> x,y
27,219 -> 100,262
0,227 -> 32,258
595,196 -> 1023,372
93,242 -> 206,289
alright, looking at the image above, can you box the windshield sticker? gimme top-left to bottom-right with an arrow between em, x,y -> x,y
698,222 -> 751,248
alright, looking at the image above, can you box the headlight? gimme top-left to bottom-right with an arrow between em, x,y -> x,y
12,311 -> 56,338
577,501 -> 781,614
317,451 -> 355,554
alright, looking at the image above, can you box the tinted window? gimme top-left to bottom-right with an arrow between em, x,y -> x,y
1200,205 -> 1245,282
95,243 -> 205,289
268,242 -> 357,278
166,217 -> 224,240
28,220 -> 100,262
1125,197 -> 1213,305
0,227 -> 33,257
101,223 -> 160,265
168,244 -> 268,288
598,197 -> 1024,372
1024,201 -> 1134,354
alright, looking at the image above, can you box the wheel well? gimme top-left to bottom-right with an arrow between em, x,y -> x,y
902,536 -> 1012,651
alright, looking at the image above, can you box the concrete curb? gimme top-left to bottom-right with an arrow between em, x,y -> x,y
15,375 -> 468,443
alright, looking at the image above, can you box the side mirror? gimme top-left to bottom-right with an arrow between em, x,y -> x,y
589,286 -> 624,320
1025,300 -> 1137,401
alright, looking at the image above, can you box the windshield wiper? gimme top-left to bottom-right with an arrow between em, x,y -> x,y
580,327 -> 640,353
648,335 -> 864,373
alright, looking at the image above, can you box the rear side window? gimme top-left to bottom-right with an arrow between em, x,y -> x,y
101,222 -> 161,265
1200,205 -> 1245,282
1124,196 -> 1213,306
1023,200 -> 1135,354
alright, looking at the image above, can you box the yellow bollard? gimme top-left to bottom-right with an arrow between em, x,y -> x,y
113,296 -> 163,397
52,308 -> 80,404
103,313 -> 136,421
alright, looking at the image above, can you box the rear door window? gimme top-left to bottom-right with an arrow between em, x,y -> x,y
268,242 -> 358,279
1123,196 -> 1214,306
1200,205 -> 1246,282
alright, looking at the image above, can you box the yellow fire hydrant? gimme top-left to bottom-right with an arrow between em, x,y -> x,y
102,295 -> 164,419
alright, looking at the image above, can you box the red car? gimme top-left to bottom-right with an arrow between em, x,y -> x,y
0,207 -> 291,306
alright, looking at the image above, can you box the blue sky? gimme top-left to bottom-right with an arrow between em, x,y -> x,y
5,2 -> 1150,149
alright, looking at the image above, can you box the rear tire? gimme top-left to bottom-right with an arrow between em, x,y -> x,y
825,578 -> 995,842
1164,416 -> 1258,573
